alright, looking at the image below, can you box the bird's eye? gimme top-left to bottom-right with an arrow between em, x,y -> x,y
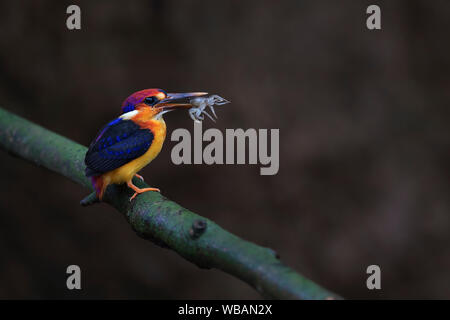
144,96 -> 158,106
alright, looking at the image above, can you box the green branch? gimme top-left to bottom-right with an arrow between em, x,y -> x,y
0,107 -> 341,300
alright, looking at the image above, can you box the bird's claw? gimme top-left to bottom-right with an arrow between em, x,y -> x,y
129,187 -> 160,202
135,174 -> 145,181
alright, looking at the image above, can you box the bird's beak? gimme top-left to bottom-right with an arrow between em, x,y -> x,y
155,92 -> 208,111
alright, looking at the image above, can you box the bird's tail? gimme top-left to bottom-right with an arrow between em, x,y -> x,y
91,175 -> 106,200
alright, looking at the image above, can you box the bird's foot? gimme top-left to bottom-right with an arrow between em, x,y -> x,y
129,187 -> 160,201
127,180 -> 160,202
135,174 -> 145,181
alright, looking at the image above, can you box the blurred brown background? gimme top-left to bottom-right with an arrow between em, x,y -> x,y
0,0 -> 449,299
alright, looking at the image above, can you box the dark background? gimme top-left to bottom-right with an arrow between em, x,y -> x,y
0,0 -> 449,299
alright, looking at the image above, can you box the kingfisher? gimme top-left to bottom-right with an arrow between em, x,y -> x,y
84,89 -> 207,201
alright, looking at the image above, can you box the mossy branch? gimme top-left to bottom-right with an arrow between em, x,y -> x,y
0,107 -> 341,300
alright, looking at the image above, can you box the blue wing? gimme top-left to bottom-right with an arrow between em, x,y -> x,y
84,118 -> 154,177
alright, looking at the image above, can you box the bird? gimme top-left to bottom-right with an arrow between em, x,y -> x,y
84,88 -> 207,201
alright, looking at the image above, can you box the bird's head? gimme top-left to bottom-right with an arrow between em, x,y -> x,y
121,89 -> 207,120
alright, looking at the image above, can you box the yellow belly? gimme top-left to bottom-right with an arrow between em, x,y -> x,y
102,119 -> 166,185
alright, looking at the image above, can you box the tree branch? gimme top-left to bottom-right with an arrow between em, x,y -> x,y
0,107 -> 341,300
